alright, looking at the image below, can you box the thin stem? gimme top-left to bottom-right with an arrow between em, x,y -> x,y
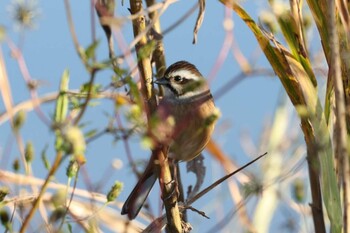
186,152 -> 267,206
13,131 -> 29,175
6,39 -> 51,126
19,152 -> 64,233
115,112 -> 139,177
57,165 -> 80,231
64,0 -> 87,67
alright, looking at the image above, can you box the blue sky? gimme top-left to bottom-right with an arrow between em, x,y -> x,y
0,1 -> 295,232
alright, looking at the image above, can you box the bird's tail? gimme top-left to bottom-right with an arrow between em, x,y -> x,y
121,157 -> 157,220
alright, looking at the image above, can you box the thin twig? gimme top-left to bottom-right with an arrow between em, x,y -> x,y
6,39 -> 51,126
207,8 -> 233,83
186,152 -> 267,206
63,0 -> 87,67
19,152 -> 65,233
0,91 -> 129,125
186,206 -> 209,219
57,165 -> 80,231
115,112 -> 140,177
73,64 -> 97,126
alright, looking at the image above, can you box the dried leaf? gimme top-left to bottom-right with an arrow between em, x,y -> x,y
192,0 -> 205,44
336,0 -> 350,35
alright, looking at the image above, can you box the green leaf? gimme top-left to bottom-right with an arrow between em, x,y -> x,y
41,145 -> 50,170
305,0 -> 330,60
289,55 -> 343,232
113,66 -> 128,78
54,69 -> 70,152
80,82 -> 102,95
276,9 -> 317,86
54,69 -> 70,124
67,222 -> 73,233
137,40 -> 156,60
85,129 -> 97,139
85,40 -> 100,60
125,76 -> 142,105
277,10 -> 300,57
69,96 -> 80,110
91,61 -> 110,70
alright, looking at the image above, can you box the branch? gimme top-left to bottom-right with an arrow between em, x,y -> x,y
128,1 -> 182,232
145,0 -> 167,79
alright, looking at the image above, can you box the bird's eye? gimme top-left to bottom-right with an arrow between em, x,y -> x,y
173,76 -> 182,82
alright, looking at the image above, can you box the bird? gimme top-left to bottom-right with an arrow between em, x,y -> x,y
121,61 -> 218,220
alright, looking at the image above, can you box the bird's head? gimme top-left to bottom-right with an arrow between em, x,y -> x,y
154,61 -> 209,101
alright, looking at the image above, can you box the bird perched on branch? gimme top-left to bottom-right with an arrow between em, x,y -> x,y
121,61 -> 219,220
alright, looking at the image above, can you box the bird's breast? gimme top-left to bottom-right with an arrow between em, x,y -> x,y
160,98 -> 216,161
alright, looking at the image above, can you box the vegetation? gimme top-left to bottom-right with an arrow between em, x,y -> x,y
0,0 -> 349,232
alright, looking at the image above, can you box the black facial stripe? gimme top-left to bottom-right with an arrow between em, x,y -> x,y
166,83 -> 181,96
179,78 -> 190,84
171,76 -> 190,84
168,90 -> 213,104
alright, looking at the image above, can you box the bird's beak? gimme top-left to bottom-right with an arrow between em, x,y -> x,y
153,77 -> 169,86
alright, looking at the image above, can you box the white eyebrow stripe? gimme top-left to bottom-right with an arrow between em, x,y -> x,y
169,70 -> 200,81
177,88 -> 207,99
